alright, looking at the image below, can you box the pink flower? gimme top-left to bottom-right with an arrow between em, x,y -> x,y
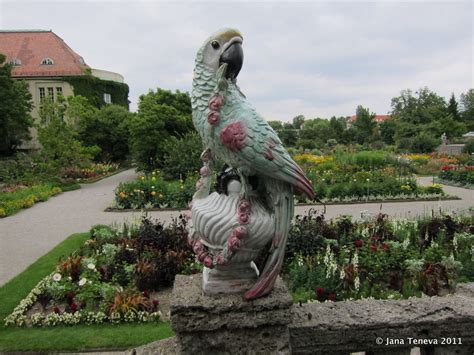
228,235 -> 241,251
193,241 -> 204,254
198,252 -> 207,262
238,200 -> 251,213
216,254 -> 226,265
208,94 -> 224,111
200,166 -> 210,177
203,255 -> 214,268
233,226 -> 247,239
207,110 -> 220,126
238,212 -> 249,224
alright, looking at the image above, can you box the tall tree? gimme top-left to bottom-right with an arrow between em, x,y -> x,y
447,93 -> 460,121
352,105 -> 376,145
129,88 -> 194,171
0,53 -> 33,156
391,87 -> 447,124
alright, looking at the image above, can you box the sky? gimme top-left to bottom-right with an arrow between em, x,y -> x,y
0,0 -> 472,121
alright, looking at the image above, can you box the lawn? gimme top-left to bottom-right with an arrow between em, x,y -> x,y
0,232 -> 173,352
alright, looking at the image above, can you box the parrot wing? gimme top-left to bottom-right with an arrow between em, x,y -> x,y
219,102 -> 315,200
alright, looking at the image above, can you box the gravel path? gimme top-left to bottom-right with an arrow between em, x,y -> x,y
1,172 -> 472,286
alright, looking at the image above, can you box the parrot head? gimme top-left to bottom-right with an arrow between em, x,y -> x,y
196,28 -> 244,80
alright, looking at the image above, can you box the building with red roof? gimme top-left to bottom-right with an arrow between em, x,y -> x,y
0,30 -> 128,149
348,114 -> 391,127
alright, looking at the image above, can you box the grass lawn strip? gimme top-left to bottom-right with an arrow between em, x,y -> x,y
0,232 -> 173,353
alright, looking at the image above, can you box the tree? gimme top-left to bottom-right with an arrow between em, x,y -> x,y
0,53 -> 33,156
129,88 -> 194,171
36,98 -> 98,174
410,132 -> 439,153
460,89 -> 474,131
267,120 -> 283,131
77,103 -> 132,162
379,119 -> 398,145
391,87 -> 447,125
292,115 -> 305,129
352,105 -> 376,145
162,132 -> 203,179
447,93 -> 460,122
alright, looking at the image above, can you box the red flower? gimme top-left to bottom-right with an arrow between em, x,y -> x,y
381,243 -> 389,251
143,290 -> 149,298
316,287 -> 325,301
208,94 -> 224,111
53,306 -> 61,314
207,110 -> 220,126
228,235 -> 241,251
216,254 -> 226,265
152,299 -> 160,308
328,292 -> 337,301
441,165 -> 452,171
370,244 -> 378,252
70,302 -> 78,313
232,226 -> 247,240
238,212 -> 249,224
354,239 -> 363,248
66,291 -> 75,305
193,241 -> 204,254
203,255 -> 214,268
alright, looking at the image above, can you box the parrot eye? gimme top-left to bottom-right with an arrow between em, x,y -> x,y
211,40 -> 220,50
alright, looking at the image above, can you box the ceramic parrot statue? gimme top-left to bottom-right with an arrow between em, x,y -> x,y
191,28 -> 315,300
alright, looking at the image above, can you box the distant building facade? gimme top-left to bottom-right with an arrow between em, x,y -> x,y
0,30 -> 129,149
347,114 -> 391,128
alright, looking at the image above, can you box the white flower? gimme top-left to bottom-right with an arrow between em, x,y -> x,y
52,273 -> 62,282
87,263 -> 96,270
79,278 -> 87,286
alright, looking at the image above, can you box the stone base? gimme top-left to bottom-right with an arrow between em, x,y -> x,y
170,274 -> 292,354
202,262 -> 258,295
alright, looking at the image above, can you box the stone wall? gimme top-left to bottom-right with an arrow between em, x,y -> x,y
164,276 -> 474,355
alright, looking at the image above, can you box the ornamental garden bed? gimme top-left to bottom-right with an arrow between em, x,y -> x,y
0,162 -> 122,218
283,211 -> 474,303
0,232 -> 173,353
4,216 -> 195,328
110,153 -> 453,211
6,210 -> 473,332
0,184 -> 62,217
435,165 -> 474,189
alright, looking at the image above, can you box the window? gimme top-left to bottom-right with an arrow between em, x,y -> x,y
39,87 -> 45,101
56,87 -> 63,97
41,58 -> 54,65
103,93 -> 112,104
10,58 -> 21,66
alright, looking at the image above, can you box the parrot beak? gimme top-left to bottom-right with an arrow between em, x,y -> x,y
219,39 -> 243,80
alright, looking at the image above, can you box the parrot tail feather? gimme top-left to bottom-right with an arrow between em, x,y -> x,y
244,178 -> 293,300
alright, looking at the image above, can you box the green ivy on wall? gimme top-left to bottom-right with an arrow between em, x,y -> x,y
63,75 -> 129,109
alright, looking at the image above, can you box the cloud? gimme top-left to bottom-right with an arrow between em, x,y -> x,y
1,0 -> 471,121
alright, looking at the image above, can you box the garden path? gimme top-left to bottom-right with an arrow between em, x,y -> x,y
1,173 -> 472,286
0,169 -> 145,285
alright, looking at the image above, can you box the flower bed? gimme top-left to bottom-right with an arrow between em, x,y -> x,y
293,151 -> 445,203
113,171 -> 197,210
437,165 -> 474,188
0,184 -> 62,217
283,211 -> 474,303
112,151 -> 449,210
61,162 -> 120,183
4,217 -> 196,327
